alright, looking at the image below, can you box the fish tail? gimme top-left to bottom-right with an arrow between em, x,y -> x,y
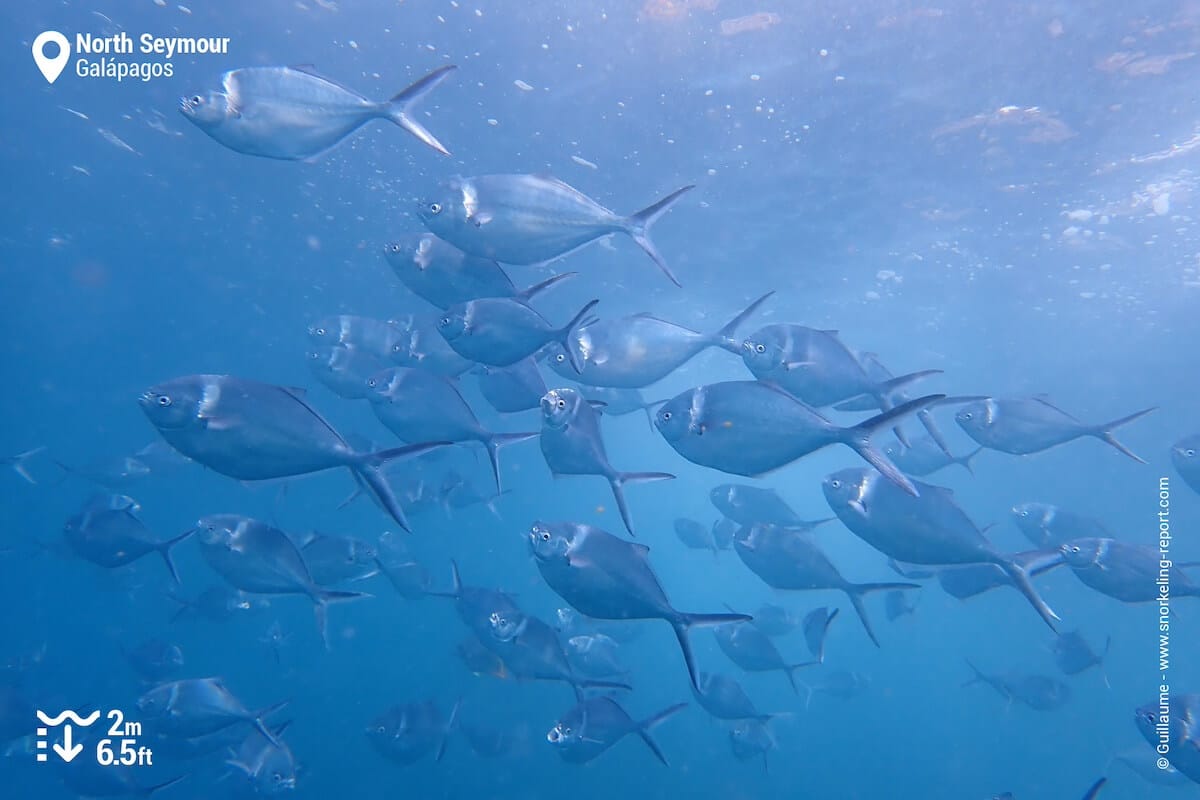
958,446 -> 985,475
380,64 -> 457,156
635,702 -> 688,767
1090,407 -> 1156,463
917,409 -> 956,460
840,394 -> 945,496
845,582 -> 919,648
482,432 -> 539,494
997,557 -> 1060,632
164,592 -> 193,623
624,185 -> 695,287
515,271 -> 576,302
671,611 -> 752,690
807,607 -> 839,664
351,441 -> 448,532
556,299 -> 601,373
783,661 -> 818,694
247,699 -> 289,748
157,527 -> 197,585
436,697 -> 461,762
423,560 -> 464,600
610,471 -> 675,537
311,588 -> 370,650
873,371 -> 941,449
579,677 -> 633,692
3,446 -> 45,484
713,291 -> 774,353
961,658 -> 987,688
1081,777 -> 1107,800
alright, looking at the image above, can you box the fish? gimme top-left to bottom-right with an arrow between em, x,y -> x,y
259,621 -> 293,665
578,386 -> 664,427
51,451 -> 157,489
299,531 -> 380,586
436,293 -> 599,369
1171,434 -> 1200,494
673,518 -> 719,553
180,64 -> 456,159
654,381 -> 942,496
539,387 -> 674,536
455,637 -> 509,680
732,522 -> 918,647
1051,631 -> 1111,687
822,468 -> 1060,630
122,639 -> 184,682
565,634 -> 629,680
729,718 -> 776,773
709,483 -> 834,529
306,344 -> 387,400
529,520 -> 749,689
137,677 -> 286,745
712,618 -> 815,693
741,324 -> 941,411
375,532 -> 432,599
167,584 -> 263,624
139,375 -> 446,531
962,661 -> 1072,711
62,494 -> 193,583
1010,502 -> 1111,549
1135,695 -> 1200,784
544,291 -> 773,388
1110,746 -> 1192,786
384,233 -> 522,310
955,396 -> 1155,462
1059,537 -> 1200,603
308,315 -> 410,362
884,590 -> 918,621
226,721 -> 297,794
196,514 -> 367,646
417,174 -> 694,285
547,696 -> 687,765
800,670 -> 871,708
475,357 -> 548,413
366,700 -> 458,765
483,605 -> 632,695
884,437 -> 983,476
390,315 -> 476,377
802,607 -> 840,663
365,367 -> 537,493
692,672 -> 775,722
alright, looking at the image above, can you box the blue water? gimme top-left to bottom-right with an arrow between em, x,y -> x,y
2,1 -> 1198,798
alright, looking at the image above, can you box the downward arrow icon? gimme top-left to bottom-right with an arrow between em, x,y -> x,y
53,724 -> 83,763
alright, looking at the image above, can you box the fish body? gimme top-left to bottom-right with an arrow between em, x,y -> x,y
732,522 -> 917,646
1059,537 -> 1200,603
654,380 -> 940,495
437,295 -> 598,368
823,468 -> 1059,630
540,387 -> 673,536
1010,503 -> 1110,549
712,619 -> 813,693
366,700 -> 458,764
180,65 -> 455,159
384,233 -> 518,309
139,374 -> 441,530
547,696 -> 686,765
529,520 -> 747,689
137,677 -> 284,744
307,344 -> 386,400
955,397 -> 1154,462
692,672 -> 772,721
1173,435 -> 1200,494
63,495 -> 192,583
709,483 -> 830,529
418,174 -> 693,285
545,292 -> 772,388
476,357 -> 548,413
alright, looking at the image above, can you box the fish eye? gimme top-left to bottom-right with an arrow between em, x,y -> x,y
755,343 -> 765,353
389,244 -> 400,253
962,412 -> 973,420
273,773 -> 283,783
376,725 -> 385,733
541,532 -> 551,541
429,203 -> 442,215
367,378 -> 377,388
439,316 -> 450,326
556,399 -> 566,409
315,327 -> 326,336
563,727 -> 571,735
555,353 -> 565,363
661,411 -> 671,421
1187,449 -> 1197,457
830,479 -> 841,489
1070,546 -> 1080,553
157,395 -> 172,407
190,95 -> 202,106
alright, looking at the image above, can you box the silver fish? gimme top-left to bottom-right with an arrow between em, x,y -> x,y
180,64 -> 455,159
418,174 -> 693,285
955,396 -> 1154,462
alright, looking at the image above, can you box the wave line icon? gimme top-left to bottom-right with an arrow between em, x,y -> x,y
36,710 -> 100,727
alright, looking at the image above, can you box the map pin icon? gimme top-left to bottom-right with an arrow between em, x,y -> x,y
32,31 -> 70,84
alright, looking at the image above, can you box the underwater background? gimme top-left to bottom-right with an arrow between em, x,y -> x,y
3,1 -> 1200,798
